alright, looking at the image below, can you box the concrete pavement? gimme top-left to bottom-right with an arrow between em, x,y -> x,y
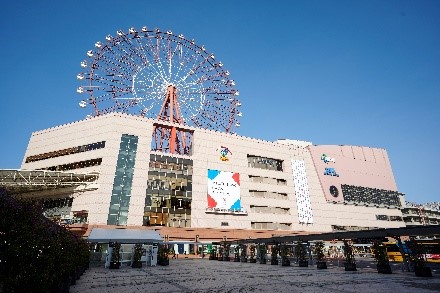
70,259 -> 440,292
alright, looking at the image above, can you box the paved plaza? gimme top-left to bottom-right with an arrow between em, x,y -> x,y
70,259 -> 440,293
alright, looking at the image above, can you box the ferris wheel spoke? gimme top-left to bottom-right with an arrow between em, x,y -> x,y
134,42 -> 153,67
153,61 -> 170,84
146,33 -> 160,62
180,55 -> 213,82
135,96 -> 163,111
174,54 -> 199,83
104,44 -> 135,67
178,52 -> 198,72
181,51 -> 207,79
93,90 -> 130,104
160,39 -> 175,81
138,59 -> 168,86
178,82 -> 203,90
107,45 -> 144,77
135,37 -> 159,70
173,60 -> 190,82
146,38 -> 170,83
96,56 -> 135,82
175,80 -> 200,89
100,99 -> 137,114
115,37 -> 143,64
179,101 -> 203,112
121,34 -> 149,63
167,37 -> 175,77
183,70 -> 223,86
112,52 -> 139,73
154,32 -> 164,63
91,72 -> 132,87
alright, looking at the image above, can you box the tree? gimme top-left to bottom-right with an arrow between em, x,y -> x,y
314,241 -> 327,269
295,241 -> 308,267
406,238 -> 432,277
132,243 -> 143,268
371,240 -> 391,274
342,240 -> 357,271
0,188 -> 90,291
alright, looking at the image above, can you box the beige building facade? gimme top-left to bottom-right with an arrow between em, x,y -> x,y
21,113 -> 406,235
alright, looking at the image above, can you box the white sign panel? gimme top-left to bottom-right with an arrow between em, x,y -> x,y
292,159 -> 313,224
207,169 -> 241,211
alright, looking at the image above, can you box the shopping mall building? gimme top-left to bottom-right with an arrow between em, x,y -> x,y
19,112 -> 406,242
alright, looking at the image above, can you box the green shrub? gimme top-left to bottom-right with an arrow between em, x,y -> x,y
0,188 -> 90,292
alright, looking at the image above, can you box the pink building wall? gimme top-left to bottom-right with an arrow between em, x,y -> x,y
308,145 -> 398,202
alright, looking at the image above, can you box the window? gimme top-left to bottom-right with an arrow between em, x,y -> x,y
25,141 -> 106,163
376,215 -> 389,221
247,155 -> 283,171
250,205 -> 290,214
39,158 -> 102,171
143,154 -> 193,227
249,175 -> 287,185
249,190 -> 288,200
342,185 -> 403,207
107,134 -> 138,226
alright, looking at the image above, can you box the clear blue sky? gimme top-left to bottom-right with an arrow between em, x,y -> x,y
1,0 -> 439,204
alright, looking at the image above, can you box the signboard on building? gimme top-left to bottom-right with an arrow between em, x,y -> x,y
292,160 -> 313,224
207,169 -> 241,211
217,146 -> 232,161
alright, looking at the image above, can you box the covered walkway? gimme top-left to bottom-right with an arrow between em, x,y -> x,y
235,225 -> 440,244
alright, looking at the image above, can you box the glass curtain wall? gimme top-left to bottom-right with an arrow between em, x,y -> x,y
143,154 -> 193,227
107,134 -> 139,225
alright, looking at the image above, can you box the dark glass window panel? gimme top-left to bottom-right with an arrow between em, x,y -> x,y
247,155 -> 283,171
144,155 -> 193,227
25,141 -> 106,163
107,134 -> 139,225
342,184 -> 402,207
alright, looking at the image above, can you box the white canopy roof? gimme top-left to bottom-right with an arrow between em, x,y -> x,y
0,169 -> 99,195
88,228 -> 163,244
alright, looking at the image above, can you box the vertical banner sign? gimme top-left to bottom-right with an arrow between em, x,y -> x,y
291,160 -> 313,224
207,169 -> 241,211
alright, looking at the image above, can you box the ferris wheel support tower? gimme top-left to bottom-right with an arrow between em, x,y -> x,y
153,85 -> 188,154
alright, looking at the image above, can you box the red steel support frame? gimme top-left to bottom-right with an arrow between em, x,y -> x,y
153,85 -> 188,154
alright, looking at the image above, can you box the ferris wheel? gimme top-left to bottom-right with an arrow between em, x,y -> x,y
77,26 -> 242,133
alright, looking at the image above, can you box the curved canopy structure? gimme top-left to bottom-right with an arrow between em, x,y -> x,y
0,169 -> 99,196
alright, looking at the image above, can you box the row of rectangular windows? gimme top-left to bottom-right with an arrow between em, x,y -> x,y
375,214 -> 403,221
249,190 -> 288,200
39,158 -> 102,172
341,184 -> 403,207
25,141 -> 106,163
250,205 -> 290,214
39,197 -> 73,209
331,225 -> 379,232
248,175 -> 287,185
247,155 -> 283,171
403,218 -> 439,224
